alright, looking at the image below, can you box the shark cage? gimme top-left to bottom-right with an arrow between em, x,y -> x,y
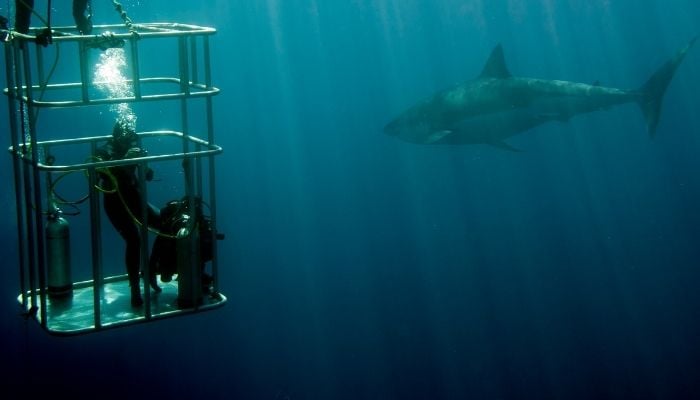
2,18 -> 226,335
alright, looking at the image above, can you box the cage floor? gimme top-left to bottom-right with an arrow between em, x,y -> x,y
18,274 -> 226,335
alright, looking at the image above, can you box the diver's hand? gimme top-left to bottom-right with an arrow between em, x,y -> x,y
125,147 -> 147,158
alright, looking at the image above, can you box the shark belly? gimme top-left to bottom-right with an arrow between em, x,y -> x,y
430,89 -> 636,145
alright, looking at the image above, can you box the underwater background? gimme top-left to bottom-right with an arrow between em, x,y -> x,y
1,1 -> 700,399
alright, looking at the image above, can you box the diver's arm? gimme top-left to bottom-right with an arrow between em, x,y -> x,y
93,143 -> 112,162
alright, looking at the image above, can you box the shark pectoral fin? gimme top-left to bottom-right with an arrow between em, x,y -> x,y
487,140 -> 522,152
426,130 -> 452,144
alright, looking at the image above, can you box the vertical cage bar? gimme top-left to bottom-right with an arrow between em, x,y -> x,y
203,36 -> 218,293
178,36 -> 191,169
6,43 -> 29,311
178,36 -> 200,309
15,44 -> 38,316
35,45 -> 45,92
192,37 -> 203,200
137,160 -> 151,318
21,155 -> 37,314
206,98 -> 218,293
190,36 -> 198,85
195,142 -> 203,199
130,35 -> 141,100
78,42 -> 89,104
22,44 -> 49,329
179,37 -> 191,98
88,159 -> 102,329
203,36 -> 212,88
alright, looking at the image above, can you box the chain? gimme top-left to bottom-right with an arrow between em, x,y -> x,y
111,0 -> 136,34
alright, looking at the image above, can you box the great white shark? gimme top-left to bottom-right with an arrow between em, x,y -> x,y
384,38 -> 697,150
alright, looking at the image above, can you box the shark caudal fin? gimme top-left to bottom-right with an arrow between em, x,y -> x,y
638,36 -> 697,138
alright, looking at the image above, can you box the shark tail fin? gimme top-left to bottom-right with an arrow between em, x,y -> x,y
637,36 -> 697,138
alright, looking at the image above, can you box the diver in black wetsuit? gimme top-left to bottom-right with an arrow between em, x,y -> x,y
95,121 -> 161,307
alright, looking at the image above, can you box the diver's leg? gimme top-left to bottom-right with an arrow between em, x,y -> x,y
15,0 -> 34,34
104,194 -> 144,307
72,0 -> 92,34
147,238 -> 163,292
123,227 -> 144,307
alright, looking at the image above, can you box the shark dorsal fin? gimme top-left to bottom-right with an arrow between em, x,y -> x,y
480,44 -> 511,79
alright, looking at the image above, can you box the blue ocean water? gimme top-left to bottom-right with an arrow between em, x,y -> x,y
1,1 -> 699,399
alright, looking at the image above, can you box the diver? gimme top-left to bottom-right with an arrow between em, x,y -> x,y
14,0 -> 92,36
95,120 -> 161,307
149,192 -> 218,297
0,15 -> 9,42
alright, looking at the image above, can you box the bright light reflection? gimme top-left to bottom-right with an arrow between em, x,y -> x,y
93,48 -> 137,130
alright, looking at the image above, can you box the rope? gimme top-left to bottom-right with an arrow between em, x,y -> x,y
31,42 -> 60,126
50,170 -> 89,207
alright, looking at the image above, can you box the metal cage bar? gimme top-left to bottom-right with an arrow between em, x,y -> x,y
5,43 -> 29,314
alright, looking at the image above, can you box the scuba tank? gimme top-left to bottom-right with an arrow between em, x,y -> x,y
176,214 -> 202,308
46,209 -> 73,298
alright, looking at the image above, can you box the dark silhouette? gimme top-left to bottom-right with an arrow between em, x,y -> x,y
95,121 -> 160,307
14,0 -> 92,35
149,195 -> 216,294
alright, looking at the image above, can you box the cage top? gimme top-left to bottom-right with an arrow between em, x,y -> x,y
7,22 -> 216,44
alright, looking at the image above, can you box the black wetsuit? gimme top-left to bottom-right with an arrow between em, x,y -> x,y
96,142 -> 160,306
